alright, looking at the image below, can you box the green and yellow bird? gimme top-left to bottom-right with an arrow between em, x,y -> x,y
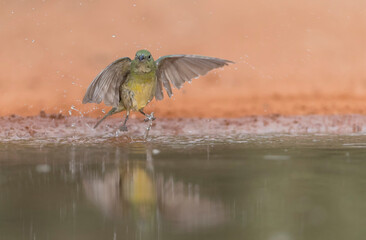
83,49 -> 233,131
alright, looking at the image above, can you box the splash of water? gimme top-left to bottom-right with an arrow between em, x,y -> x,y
70,105 -> 84,117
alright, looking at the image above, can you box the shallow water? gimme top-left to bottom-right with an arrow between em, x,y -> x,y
1,135 -> 366,240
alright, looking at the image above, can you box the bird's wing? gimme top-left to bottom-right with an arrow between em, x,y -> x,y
154,55 -> 233,100
82,57 -> 131,107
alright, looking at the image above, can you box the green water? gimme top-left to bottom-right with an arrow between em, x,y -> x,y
1,135 -> 366,240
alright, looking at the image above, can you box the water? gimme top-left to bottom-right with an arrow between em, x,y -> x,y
1,135 -> 366,240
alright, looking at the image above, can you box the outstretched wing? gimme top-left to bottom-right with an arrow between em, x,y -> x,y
155,55 -> 233,100
82,57 -> 131,107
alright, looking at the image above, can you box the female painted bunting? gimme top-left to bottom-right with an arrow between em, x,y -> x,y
83,49 -> 233,131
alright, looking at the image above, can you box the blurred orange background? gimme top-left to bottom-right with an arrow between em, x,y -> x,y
1,0 -> 366,118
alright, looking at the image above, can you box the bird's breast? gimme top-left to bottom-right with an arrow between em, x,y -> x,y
122,71 -> 157,110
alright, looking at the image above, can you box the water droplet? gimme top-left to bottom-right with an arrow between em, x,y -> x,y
70,105 -> 84,117
152,149 -> 160,155
36,164 -> 51,173
112,35 -> 116,38
31,40 -> 35,43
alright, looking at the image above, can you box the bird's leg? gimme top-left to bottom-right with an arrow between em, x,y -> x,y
94,107 -> 117,129
139,109 -> 156,122
140,109 -> 155,140
120,111 -> 130,132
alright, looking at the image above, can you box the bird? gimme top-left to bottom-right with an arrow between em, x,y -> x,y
82,49 -> 233,131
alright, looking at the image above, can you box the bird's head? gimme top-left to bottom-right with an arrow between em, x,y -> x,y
132,49 -> 155,73
135,49 -> 154,62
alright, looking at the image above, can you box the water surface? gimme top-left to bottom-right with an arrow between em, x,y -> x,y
1,135 -> 366,240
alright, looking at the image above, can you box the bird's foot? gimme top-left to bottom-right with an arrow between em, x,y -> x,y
119,125 -> 128,132
144,112 -> 156,122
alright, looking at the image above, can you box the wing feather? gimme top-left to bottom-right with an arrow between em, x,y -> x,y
155,76 -> 164,100
82,57 -> 131,107
155,55 -> 233,100
162,71 -> 173,97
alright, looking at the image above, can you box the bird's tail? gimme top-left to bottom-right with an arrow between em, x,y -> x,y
94,107 -> 118,129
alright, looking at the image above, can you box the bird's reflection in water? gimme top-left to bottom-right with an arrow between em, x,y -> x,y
82,145 -> 227,236
157,175 -> 227,230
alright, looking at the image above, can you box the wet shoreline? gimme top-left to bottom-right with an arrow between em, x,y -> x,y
0,114 -> 365,144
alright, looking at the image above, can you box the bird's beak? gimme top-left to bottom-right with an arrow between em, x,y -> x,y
138,55 -> 144,61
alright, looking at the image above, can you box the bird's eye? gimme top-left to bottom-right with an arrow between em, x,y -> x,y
148,55 -> 151,59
